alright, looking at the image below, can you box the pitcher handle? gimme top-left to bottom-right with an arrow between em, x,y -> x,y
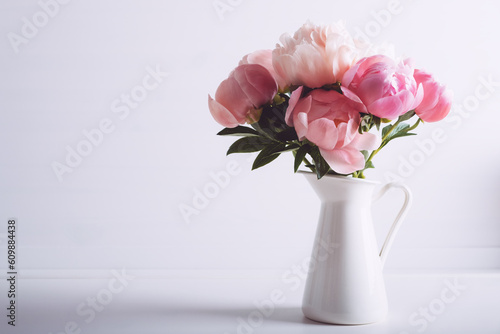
372,182 -> 412,268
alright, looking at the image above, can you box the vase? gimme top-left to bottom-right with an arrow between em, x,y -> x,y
300,171 -> 412,325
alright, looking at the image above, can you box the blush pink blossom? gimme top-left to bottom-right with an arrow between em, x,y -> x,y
285,87 -> 381,174
208,64 -> 278,128
272,21 -> 372,89
240,50 -> 287,92
341,55 -> 424,120
413,69 -> 453,122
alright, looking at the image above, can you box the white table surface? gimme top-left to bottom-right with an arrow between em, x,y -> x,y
1,270 -> 499,334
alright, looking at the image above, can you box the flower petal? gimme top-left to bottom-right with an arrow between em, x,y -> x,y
340,87 -> 363,104
349,132 -> 381,151
341,60 -> 360,87
208,95 -> 240,128
292,96 -> 313,140
393,89 -> 415,115
306,118 -> 339,150
417,88 -> 453,122
320,147 -> 366,174
295,112 -> 309,140
232,64 -> 277,108
214,76 -> 251,122
241,49 -> 287,91
410,82 -> 424,110
285,86 -> 303,126
334,117 -> 359,148
367,95 -> 403,120
356,73 -> 389,106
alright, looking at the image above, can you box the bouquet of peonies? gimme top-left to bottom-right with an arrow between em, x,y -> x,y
208,22 -> 452,179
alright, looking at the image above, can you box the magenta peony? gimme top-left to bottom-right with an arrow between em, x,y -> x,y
341,55 -> 423,120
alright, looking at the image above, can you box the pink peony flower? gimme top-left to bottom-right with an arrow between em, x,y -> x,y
285,87 -> 381,174
341,55 -> 424,120
208,64 -> 278,128
240,50 -> 287,92
272,21 -> 372,89
413,69 -> 453,122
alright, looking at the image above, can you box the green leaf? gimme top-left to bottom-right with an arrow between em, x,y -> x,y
252,153 -> 281,170
364,160 -> 375,170
251,122 -> 275,139
217,126 -> 260,137
381,122 -> 417,149
257,103 -> 288,135
275,127 -> 299,141
390,132 -> 416,141
389,123 -> 409,139
382,124 -> 393,139
398,110 -> 416,122
374,116 -> 381,131
359,114 -> 372,134
309,146 -> 330,179
226,136 -> 274,155
359,114 -> 382,133
358,150 -> 375,171
278,143 -> 300,153
294,144 -> 312,172
360,150 -> 369,160
382,122 -> 409,139
251,143 -> 286,170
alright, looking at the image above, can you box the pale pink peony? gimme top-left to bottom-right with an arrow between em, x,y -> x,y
208,64 -> 278,128
240,50 -> 287,92
341,55 -> 424,120
413,69 -> 453,122
272,21 -> 373,89
285,87 -> 380,174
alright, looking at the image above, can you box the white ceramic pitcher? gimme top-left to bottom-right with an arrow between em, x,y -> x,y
300,171 -> 412,325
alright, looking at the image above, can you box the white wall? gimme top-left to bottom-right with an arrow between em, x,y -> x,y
1,0 -> 499,275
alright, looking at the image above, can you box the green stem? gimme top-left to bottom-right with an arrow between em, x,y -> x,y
364,119 -> 401,166
363,117 -> 422,173
353,120 -> 401,179
407,118 -> 421,132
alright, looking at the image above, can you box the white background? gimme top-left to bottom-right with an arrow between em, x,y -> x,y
1,0 -> 500,275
